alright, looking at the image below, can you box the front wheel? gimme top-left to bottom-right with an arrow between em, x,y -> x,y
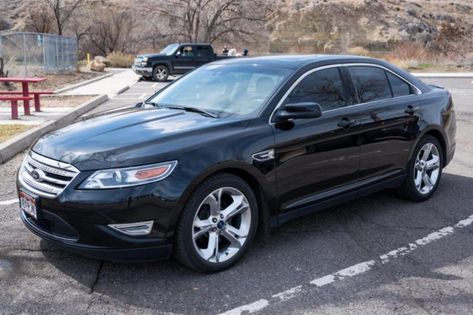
397,135 -> 443,201
174,174 -> 258,272
152,65 -> 169,82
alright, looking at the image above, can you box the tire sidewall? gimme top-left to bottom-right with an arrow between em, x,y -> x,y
176,175 -> 259,272
407,136 -> 443,201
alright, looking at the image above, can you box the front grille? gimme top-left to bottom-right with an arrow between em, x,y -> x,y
18,152 -> 80,198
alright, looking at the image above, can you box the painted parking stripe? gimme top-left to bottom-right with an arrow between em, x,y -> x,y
219,213 -> 473,315
0,199 -> 18,205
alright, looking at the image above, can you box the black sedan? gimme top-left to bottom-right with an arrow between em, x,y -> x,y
17,55 -> 456,272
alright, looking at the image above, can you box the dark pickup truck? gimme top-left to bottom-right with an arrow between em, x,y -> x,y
132,43 -> 233,82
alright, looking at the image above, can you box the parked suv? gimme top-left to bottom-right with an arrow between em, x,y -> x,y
132,43 -> 233,81
18,55 -> 456,272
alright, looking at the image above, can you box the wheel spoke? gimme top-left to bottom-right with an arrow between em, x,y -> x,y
221,195 -> 246,220
226,224 -> 248,238
423,173 -> 434,189
202,192 -> 220,216
415,170 -> 423,188
426,156 -> 440,170
193,223 -> 212,240
200,231 -> 218,261
420,143 -> 432,161
221,229 -> 243,249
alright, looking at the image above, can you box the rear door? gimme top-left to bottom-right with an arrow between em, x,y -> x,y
345,65 -> 421,183
272,66 -> 362,212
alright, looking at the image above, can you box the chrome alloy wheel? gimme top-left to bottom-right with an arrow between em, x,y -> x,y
414,142 -> 441,195
192,187 -> 251,263
155,68 -> 168,80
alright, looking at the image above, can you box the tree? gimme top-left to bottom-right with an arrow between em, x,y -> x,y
25,4 -> 55,34
40,0 -> 84,35
151,0 -> 271,43
88,9 -> 136,55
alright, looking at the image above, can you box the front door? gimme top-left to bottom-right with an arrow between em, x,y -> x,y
173,45 -> 196,74
272,66 -> 361,212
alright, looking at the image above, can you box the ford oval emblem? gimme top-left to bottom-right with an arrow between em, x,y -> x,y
31,169 -> 46,182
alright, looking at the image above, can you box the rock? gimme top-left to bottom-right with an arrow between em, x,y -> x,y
88,60 -> 106,72
94,56 -> 111,67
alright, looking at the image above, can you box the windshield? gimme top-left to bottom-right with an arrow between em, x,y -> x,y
149,64 -> 291,117
160,44 -> 179,56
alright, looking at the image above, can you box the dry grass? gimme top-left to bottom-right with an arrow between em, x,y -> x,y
0,124 -> 34,143
107,52 -> 134,68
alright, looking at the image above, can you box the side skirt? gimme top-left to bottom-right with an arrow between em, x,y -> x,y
270,174 -> 406,228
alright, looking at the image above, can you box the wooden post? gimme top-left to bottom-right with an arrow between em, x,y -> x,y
34,94 -> 41,112
11,100 -> 18,120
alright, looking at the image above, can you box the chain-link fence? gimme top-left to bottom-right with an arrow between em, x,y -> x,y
0,32 -> 78,77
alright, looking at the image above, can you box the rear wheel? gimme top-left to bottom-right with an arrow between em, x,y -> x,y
397,135 -> 443,201
152,65 -> 169,82
174,174 -> 258,272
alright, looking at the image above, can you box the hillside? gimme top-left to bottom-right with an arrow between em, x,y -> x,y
1,0 -> 472,61
267,0 -> 473,54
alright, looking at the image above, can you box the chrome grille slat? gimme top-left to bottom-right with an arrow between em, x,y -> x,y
26,155 -> 77,177
19,152 -> 80,199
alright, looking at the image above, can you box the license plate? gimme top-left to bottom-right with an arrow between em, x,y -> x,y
19,191 -> 37,220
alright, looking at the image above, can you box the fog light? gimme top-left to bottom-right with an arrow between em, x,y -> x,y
108,220 -> 154,236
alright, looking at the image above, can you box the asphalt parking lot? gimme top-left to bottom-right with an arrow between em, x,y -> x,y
1,76 -> 473,314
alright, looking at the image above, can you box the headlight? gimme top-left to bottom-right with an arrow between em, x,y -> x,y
79,161 -> 177,189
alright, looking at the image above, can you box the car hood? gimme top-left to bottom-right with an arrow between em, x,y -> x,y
138,53 -> 166,58
32,107 -> 243,170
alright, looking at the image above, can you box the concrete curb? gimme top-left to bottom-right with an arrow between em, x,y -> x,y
0,94 -> 108,164
54,72 -> 114,94
116,85 -> 130,95
412,72 -> 473,78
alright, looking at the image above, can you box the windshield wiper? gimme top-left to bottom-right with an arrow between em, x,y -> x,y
161,105 -> 219,118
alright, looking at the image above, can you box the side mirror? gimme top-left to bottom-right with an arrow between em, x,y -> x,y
275,102 -> 322,122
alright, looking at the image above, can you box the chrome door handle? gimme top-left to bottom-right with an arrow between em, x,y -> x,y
405,105 -> 418,115
338,118 -> 357,128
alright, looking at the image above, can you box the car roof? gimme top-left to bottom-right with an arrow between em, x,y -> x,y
212,54 -> 378,69
210,54 -> 430,93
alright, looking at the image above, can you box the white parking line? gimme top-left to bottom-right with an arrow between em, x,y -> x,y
139,93 -> 146,99
152,83 -> 158,87
0,199 -> 18,206
219,213 -> 473,315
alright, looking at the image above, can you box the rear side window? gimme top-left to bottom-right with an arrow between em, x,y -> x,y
349,66 -> 392,103
386,72 -> 413,97
286,67 -> 348,111
196,46 -> 213,57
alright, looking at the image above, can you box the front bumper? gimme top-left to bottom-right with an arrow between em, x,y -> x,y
21,210 -> 173,262
132,66 -> 153,76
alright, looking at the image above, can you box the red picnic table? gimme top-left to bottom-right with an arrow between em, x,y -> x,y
0,77 -> 53,119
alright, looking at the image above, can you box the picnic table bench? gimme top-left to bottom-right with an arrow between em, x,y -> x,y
0,96 -> 33,120
0,77 -> 53,119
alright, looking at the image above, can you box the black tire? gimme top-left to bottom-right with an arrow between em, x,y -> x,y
397,135 -> 443,201
174,174 -> 259,273
152,65 -> 169,82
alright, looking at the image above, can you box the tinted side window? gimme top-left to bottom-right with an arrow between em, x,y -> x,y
349,66 -> 392,103
286,68 -> 347,111
386,72 -> 413,97
196,46 -> 213,57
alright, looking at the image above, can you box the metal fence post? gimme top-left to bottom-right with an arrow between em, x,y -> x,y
23,33 -> 27,76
